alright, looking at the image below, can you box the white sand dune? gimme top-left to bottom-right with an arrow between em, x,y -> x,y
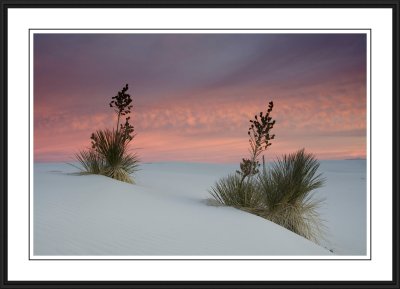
33,161 -> 366,257
317,160 -> 367,255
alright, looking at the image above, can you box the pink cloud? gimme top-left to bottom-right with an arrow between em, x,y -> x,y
34,72 -> 366,163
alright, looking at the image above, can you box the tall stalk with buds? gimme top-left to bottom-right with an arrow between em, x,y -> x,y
237,101 -> 276,184
109,84 -> 133,132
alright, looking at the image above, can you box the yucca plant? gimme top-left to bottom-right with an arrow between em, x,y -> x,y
257,149 -> 326,243
74,84 -> 139,184
208,100 -> 327,245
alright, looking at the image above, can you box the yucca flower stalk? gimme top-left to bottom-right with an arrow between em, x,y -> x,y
109,83 -> 133,134
237,101 -> 276,184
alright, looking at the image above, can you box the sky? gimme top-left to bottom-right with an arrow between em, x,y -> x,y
34,33 -> 367,163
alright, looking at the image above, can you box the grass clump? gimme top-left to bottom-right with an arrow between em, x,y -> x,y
74,84 -> 139,184
209,174 -> 262,209
75,149 -> 104,175
257,149 -> 326,243
91,128 -> 139,183
210,149 -> 326,243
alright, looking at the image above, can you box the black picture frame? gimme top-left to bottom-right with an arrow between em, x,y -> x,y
1,0 -> 399,288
